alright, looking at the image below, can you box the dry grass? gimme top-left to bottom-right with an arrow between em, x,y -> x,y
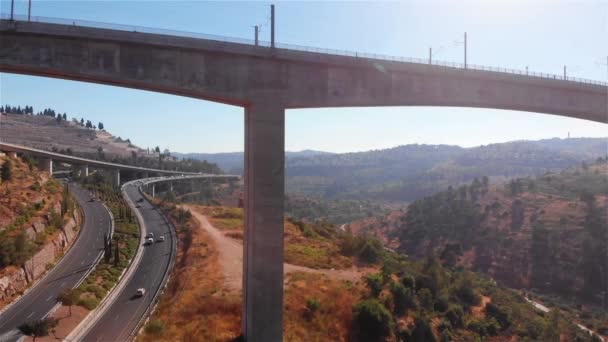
191,205 -> 355,270
139,206 -> 241,342
284,272 -> 364,342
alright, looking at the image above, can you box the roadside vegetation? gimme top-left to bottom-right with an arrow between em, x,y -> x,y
67,178 -> 139,310
139,198 -> 241,341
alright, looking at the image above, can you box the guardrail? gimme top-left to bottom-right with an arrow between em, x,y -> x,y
127,181 -> 177,340
1,13 -> 606,87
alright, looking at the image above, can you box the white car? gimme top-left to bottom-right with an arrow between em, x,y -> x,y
157,236 -> 165,242
135,288 -> 145,297
147,232 -> 154,238
145,237 -> 154,245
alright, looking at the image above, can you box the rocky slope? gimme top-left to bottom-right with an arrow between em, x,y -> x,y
0,155 -> 81,308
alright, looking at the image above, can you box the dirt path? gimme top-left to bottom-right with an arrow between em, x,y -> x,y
183,205 -> 367,292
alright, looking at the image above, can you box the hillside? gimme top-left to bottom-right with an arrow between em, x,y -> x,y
0,113 -> 148,158
179,137 -> 607,204
139,198 -> 596,341
348,161 -> 608,312
0,154 -> 80,307
173,150 -> 333,174
0,113 -> 223,174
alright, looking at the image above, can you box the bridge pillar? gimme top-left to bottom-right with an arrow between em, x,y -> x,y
7,151 -> 17,158
112,170 -> 120,187
242,102 -> 284,342
169,182 -> 173,192
38,158 -> 53,175
78,165 -> 89,177
152,184 -> 155,198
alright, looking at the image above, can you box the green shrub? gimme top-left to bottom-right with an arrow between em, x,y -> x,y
365,273 -> 384,298
306,297 -> 320,314
445,304 -> 464,328
352,299 -> 394,341
77,297 -> 100,310
411,317 -> 436,342
390,281 -> 415,315
145,319 -> 165,335
485,302 -> 511,330
418,288 -> 434,311
358,238 -> 383,264
400,274 -> 415,290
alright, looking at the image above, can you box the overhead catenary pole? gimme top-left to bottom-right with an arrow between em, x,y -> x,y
10,0 -> 14,20
429,47 -> 432,65
28,0 -> 31,21
254,25 -> 259,46
271,4 -> 275,48
564,65 -> 567,80
464,32 -> 467,69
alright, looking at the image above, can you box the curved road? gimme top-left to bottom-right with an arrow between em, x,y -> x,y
81,182 -> 174,341
0,183 -> 112,341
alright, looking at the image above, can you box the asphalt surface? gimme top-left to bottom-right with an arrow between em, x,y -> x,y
0,183 -> 112,341
81,183 -> 174,341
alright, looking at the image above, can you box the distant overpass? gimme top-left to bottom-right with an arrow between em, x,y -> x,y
0,142 -> 209,185
1,16 -> 606,342
137,174 -> 240,198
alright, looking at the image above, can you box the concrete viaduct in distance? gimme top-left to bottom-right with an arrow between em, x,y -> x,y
0,142 -> 201,185
1,18 -> 606,341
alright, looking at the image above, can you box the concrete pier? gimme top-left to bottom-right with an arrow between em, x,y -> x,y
38,158 -> 53,175
242,102 -> 285,341
113,170 -> 121,187
78,165 -> 89,177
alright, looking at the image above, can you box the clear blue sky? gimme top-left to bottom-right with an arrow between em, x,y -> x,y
1,0 -> 606,153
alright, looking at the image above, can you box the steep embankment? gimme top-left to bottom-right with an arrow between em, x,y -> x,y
0,155 -> 81,309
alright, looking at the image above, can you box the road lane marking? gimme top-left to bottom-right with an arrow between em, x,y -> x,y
46,295 -> 53,302
26,312 -> 35,319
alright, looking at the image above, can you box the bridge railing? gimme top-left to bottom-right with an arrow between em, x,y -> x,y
2,13 -> 606,87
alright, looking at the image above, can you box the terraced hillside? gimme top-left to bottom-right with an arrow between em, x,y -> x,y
0,113 -> 148,158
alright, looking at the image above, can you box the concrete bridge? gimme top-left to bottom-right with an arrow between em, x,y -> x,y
0,142 -> 202,185
137,174 -> 240,199
1,17 -> 606,341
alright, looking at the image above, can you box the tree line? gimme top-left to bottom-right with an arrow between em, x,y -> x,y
1,104 -> 105,131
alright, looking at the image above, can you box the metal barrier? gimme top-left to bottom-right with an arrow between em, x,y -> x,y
1,13 -> 606,87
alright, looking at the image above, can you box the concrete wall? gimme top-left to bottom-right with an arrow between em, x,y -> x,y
0,20 -> 606,123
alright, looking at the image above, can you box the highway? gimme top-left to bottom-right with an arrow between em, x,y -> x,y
81,182 -> 174,341
0,183 -> 112,341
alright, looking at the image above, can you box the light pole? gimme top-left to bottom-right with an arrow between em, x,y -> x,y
28,0 -> 31,21
10,0 -> 15,20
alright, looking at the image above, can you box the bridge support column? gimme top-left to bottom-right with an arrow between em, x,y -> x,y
78,165 -> 89,177
112,170 -> 120,187
242,102 -> 285,342
169,182 -> 173,192
152,184 -> 155,198
38,158 -> 53,175
7,151 -> 17,158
